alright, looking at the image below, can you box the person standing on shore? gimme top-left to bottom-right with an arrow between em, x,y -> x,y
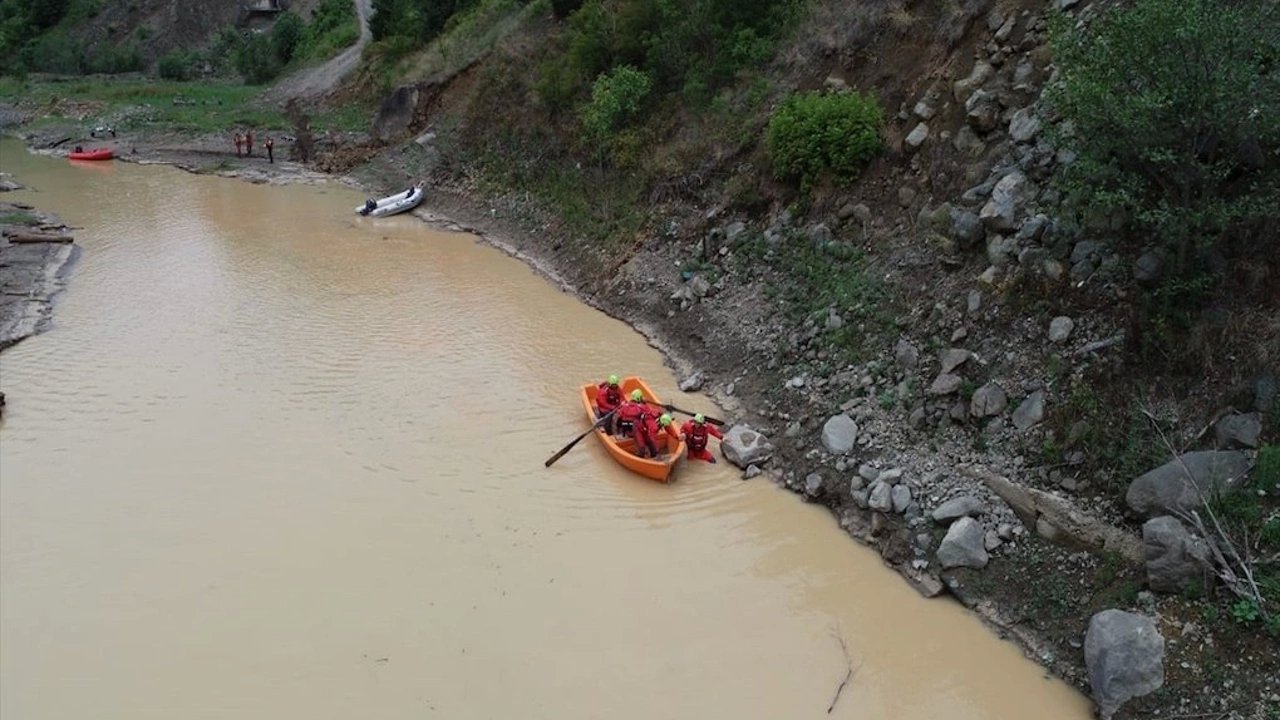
244,129 -> 254,157
265,136 -> 274,164
233,132 -> 243,157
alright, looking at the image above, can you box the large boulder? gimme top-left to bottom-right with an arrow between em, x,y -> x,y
1125,451 -> 1253,518
932,496 -> 987,523
720,425 -> 775,469
1142,516 -> 1212,593
1085,610 -> 1165,720
937,517 -> 989,569
821,414 -> 859,455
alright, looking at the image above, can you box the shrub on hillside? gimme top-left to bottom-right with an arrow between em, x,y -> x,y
1047,0 -> 1280,356
297,0 -> 359,60
84,42 -> 144,74
18,31 -> 83,74
538,0 -> 801,112
235,32 -> 281,84
370,0 -> 479,44
766,90 -> 883,190
157,50 -> 199,80
580,64 -> 652,139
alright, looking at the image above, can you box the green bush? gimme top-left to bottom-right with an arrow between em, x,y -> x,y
580,64 -> 652,139
18,31 -> 83,73
234,32 -> 281,84
271,10 -> 305,63
297,0 -> 358,60
370,0 -> 479,43
84,42 -> 144,74
1047,0 -> 1280,357
157,50 -> 198,80
767,90 -> 883,190
538,0 -> 801,113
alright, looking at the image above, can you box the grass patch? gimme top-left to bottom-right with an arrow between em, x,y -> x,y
733,228 -> 888,362
0,211 -> 40,226
0,78 -> 288,133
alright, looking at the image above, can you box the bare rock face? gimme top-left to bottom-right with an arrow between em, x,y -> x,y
1085,610 -> 1165,720
372,85 -> 420,143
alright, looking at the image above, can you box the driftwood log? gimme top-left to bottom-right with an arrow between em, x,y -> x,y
960,464 -> 1144,564
2,230 -> 74,244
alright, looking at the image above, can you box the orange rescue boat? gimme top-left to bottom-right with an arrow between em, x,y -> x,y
68,147 -> 114,161
578,376 -> 685,483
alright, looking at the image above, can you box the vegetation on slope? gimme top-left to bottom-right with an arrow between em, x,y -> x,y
1047,0 -> 1280,367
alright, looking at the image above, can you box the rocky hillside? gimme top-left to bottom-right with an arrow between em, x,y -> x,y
334,0 -> 1278,717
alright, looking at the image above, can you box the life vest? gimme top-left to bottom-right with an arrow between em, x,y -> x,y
616,401 -> 644,433
687,422 -> 709,452
597,382 -> 622,410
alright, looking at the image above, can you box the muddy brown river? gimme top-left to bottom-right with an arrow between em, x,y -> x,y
0,140 -> 1091,718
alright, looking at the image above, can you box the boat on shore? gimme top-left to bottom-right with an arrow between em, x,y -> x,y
355,185 -> 424,217
578,376 -> 684,483
68,147 -> 113,161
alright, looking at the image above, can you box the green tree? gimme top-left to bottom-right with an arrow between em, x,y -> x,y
580,64 -> 652,139
271,11 -> 304,63
235,32 -> 281,84
766,90 -> 883,191
1047,0 -> 1279,347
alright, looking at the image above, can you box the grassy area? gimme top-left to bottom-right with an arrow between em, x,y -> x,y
0,76 -> 370,134
0,77 -> 285,132
0,211 -> 40,226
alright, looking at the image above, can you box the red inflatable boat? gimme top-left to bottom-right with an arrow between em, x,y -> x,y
68,148 -> 114,161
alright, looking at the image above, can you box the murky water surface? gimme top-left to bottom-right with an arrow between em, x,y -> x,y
0,140 -> 1091,718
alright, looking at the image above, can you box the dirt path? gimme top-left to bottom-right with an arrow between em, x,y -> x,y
266,0 -> 372,102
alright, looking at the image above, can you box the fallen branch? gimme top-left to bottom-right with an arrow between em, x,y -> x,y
1073,333 -> 1125,356
827,629 -> 859,714
3,231 -> 74,244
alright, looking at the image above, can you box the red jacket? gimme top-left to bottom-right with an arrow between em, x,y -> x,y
615,401 -> 649,433
596,382 -> 623,414
680,420 -> 723,452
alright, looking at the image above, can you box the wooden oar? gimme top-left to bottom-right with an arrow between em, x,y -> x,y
545,409 -> 617,467
659,403 -> 727,426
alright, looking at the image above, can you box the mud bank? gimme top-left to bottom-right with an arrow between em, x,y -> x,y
0,199 -> 78,351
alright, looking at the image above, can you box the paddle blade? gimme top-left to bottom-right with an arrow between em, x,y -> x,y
544,442 -> 577,467
545,411 -> 614,467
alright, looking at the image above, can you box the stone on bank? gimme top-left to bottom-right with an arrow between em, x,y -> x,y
1085,610 -> 1165,720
